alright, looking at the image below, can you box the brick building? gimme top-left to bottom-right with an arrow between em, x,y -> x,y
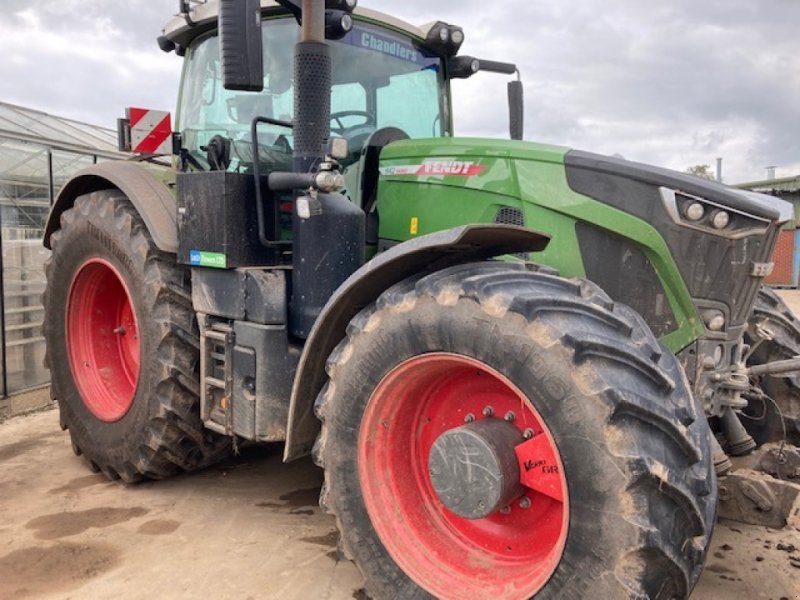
735,175 -> 800,287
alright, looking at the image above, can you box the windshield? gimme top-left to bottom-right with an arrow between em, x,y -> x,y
178,17 -> 448,172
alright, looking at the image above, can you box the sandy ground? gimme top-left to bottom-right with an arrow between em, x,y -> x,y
0,410 -> 797,600
0,292 -> 799,600
0,410 -> 363,600
778,289 -> 800,318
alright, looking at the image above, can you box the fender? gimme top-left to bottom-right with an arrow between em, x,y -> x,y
44,161 -> 178,253
283,224 -> 551,461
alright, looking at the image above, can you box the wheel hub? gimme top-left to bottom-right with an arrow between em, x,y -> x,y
66,258 -> 140,422
358,353 -> 569,599
428,419 -> 524,519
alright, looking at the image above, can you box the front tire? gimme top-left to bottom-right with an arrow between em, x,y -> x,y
43,190 -> 228,482
316,262 -> 716,599
744,285 -> 800,444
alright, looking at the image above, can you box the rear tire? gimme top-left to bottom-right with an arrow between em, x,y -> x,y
43,190 -> 229,482
315,262 -> 716,599
745,285 -> 800,444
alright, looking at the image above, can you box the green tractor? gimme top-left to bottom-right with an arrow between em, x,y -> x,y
42,1 -> 800,597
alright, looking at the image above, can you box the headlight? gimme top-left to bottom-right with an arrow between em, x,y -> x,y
702,309 -> 726,333
685,203 -> 704,221
712,210 -> 730,229
660,188 -> 771,239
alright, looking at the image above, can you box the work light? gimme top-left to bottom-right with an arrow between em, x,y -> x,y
326,9 -> 353,39
325,0 -> 357,11
425,21 -> 465,56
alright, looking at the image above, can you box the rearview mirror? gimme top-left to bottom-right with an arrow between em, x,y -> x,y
508,80 -> 524,141
219,0 -> 264,92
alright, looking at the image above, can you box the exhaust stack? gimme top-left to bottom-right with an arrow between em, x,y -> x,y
290,0 -> 364,338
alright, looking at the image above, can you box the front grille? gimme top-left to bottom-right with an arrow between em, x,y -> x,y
576,222 -> 677,337
564,150 -> 782,332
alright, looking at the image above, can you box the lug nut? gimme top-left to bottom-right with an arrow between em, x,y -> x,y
523,428 -> 534,439
499,505 -> 511,515
504,411 -> 515,422
482,406 -> 494,417
519,497 -> 531,509
464,413 -> 475,423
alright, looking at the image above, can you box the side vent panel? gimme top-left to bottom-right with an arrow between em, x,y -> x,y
495,206 -> 527,259
495,206 -> 525,227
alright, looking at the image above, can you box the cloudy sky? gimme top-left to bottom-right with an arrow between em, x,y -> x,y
1,0 -> 797,183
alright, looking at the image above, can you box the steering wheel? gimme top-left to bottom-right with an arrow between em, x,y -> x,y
330,110 -> 377,134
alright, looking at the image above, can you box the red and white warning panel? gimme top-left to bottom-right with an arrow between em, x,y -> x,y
127,108 -> 172,155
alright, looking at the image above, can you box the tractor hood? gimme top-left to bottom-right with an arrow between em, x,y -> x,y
561,148 -> 792,332
564,150 -> 793,225
378,138 -> 792,226
377,137 -> 791,346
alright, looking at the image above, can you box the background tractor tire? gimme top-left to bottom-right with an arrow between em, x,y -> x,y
315,261 -> 716,600
745,285 -> 800,444
43,190 -> 229,482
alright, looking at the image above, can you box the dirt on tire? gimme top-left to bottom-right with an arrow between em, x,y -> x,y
315,261 -> 717,599
42,190 -> 229,482
745,285 -> 800,444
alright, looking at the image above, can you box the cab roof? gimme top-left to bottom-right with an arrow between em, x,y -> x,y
162,1 -> 436,50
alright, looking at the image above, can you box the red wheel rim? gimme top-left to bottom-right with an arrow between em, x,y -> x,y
66,258 -> 140,422
358,353 -> 568,599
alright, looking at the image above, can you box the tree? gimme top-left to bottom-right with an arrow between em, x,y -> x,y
685,164 -> 715,180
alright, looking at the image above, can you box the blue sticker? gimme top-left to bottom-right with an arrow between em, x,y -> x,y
189,250 -> 227,268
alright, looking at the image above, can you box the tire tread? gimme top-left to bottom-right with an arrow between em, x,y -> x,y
316,262 -> 715,599
43,190 -> 229,482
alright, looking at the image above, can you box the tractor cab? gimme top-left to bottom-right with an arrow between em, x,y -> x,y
176,12 -> 450,199
168,3 -> 519,209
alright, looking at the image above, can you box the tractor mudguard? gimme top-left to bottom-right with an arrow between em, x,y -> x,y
43,161 -> 178,253
283,224 -> 550,461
